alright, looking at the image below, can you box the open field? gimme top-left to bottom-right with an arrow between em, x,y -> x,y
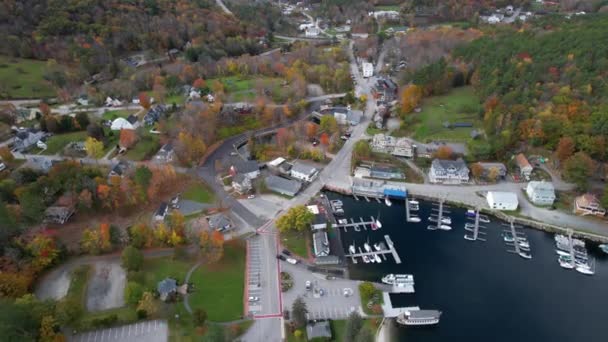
42,131 -> 88,155
0,56 -> 55,98
409,86 -> 482,142
125,131 -> 160,161
218,116 -> 262,139
182,182 -> 215,203
280,230 -> 309,258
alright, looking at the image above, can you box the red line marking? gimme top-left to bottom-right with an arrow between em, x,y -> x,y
276,233 -> 283,314
254,313 -> 283,319
244,240 -> 250,315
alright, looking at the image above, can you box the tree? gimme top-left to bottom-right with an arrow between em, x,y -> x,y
359,282 -> 376,299
199,230 -> 224,263
0,146 -> 14,163
125,281 -> 144,305
139,92 -> 151,109
0,298 -> 40,341
276,205 -> 314,232
80,228 -> 102,255
75,112 -> 90,130
39,315 -> 60,342
291,296 -> 308,328
137,292 -> 159,317
294,330 -> 303,339
55,297 -> 82,325
129,223 -> 153,248
353,140 -> 371,160
434,145 -> 453,159
345,311 -> 364,342
556,137 -> 575,162
85,137 -> 104,161
122,245 -> 144,271
16,185 -> 45,223
193,308 -> 208,326
563,152 -> 595,191
400,84 -> 422,115
487,167 -> 501,183
306,123 -> 317,140
276,128 -> 293,150
119,129 -> 138,149
320,116 -> 338,134
471,162 -> 484,179
27,235 -> 60,271
320,132 -> 330,147
0,272 -> 32,298
193,78 -> 206,90
87,122 -> 105,140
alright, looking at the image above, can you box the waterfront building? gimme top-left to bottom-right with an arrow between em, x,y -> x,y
307,205 -> 328,230
486,191 -> 519,210
429,158 -> 470,184
265,175 -> 302,197
526,181 -> 556,206
313,231 -> 330,257
574,193 -> 606,217
291,162 -> 319,182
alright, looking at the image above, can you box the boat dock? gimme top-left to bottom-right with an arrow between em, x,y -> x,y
345,235 -> 402,264
381,292 -> 419,318
405,197 -> 420,222
503,219 -> 531,259
335,216 -> 378,232
428,199 -> 450,231
464,208 -> 487,242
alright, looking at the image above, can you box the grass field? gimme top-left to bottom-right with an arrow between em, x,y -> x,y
374,5 -> 400,11
280,230 -> 309,258
208,76 -> 283,94
0,56 -> 55,99
102,110 -> 137,121
42,131 -> 88,155
409,86 -> 482,142
182,182 -> 215,203
218,116 -> 262,139
125,132 -> 160,161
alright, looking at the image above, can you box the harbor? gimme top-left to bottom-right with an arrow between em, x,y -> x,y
344,235 -> 402,264
327,192 -> 608,342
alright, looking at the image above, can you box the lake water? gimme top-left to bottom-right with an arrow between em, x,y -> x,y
328,192 -> 608,342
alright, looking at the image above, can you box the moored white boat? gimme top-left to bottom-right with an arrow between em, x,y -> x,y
439,224 -> 452,231
518,251 -> 532,259
559,259 -> 575,269
576,265 -> 594,275
396,310 -> 442,326
375,219 -> 383,228
362,255 -> 371,263
381,274 -> 415,285
428,216 -> 451,225
348,244 -> 356,254
556,250 -> 570,257
374,254 -> 382,263
600,244 -> 608,254
373,243 -> 381,251
465,209 -> 476,217
408,216 -> 421,223
385,197 -> 392,207
364,242 -> 372,253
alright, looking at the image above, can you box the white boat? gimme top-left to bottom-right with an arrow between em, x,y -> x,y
409,204 -> 419,211
374,254 -> 382,263
408,216 -> 421,223
558,259 -> 575,269
600,244 -> 608,254
556,250 -> 570,257
478,215 -> 490,223
503,235 -> 514,243
362,255 -> 371,263
518,241 -> 530,249
364,242 -> 372,253
338,219 -> 348,225
382,274 -> 415,285
428,216 -> 451,225
464,234 -> 476,241
465,209 -> 476,217
396,310 -> 442,326
349,244 -> 356,254
427,225 -> 438,231
409,199 -> 419,205
373,243 -> 382,251
518,251 -> 532,259
385,197 -> 392,207
439,225 -> 452,231
576,266 -> 594,275
375,219 -> 383,228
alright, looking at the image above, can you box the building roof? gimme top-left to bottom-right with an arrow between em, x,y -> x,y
527,181 -> 555,193
292,162 -> 318,177
155,202 -> 168,217
111,117 -> 134,131
515,153 -> 532,169
431,158 -> 469,172
265,175 -> 302,196
126,114 -> 138,124
232,159 -> 259,174
208,213 -> 231,230
576,193 -> 601,207
268,157 -> 286,167
487,191 -> 518,204
110,161 -> 129,176
306,321 -> 332,340
347,110 -> 363,124
157,278 -> 177,295
233,173 -> 248,184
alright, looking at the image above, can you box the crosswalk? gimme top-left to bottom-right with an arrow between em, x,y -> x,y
247,237 -> 263,314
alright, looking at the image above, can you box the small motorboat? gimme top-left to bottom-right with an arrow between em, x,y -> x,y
373,243 -> 382,251
428,216 -> 451,225
408,199 -> 419,205
518,240 -> 530,249
338,219 -> 348,225
374,254 -> 382,263
408,216 -> 421,223
600,244 -> 608,254
375,219 -> 383,228
427,225 -> 438,231
518,251 -> 532,259
385,197 -> 392,207
364,242 -> 372,253
362,255 -> 371,263
371,222 -> 380,231
576,265 -> 594,275
439,225 -> 452,231
558,258 -> 575,269
478,215 -> 490,223
349,244 -> 356,254
465,209 -> 476,217
503,235 -> 514,243
556,250 -> 570,257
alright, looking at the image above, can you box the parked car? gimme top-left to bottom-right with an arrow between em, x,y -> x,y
286,257 -> 298,265
277,255 -> 287,261
247,194 -> 255,199
305,280 -> 311,290
230,151 -> 238,156
282,249 -> 292,256
340,135 -> 349,141
248,296 -> 260,302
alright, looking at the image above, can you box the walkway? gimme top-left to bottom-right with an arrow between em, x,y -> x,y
183,261 -> 203,314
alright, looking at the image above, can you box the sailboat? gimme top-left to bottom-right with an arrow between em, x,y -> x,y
348,243 -> 356,255
374,212 -> 383,229
374,254 -> 382,263
385,196 -> 392,207
364,241 -> 372,253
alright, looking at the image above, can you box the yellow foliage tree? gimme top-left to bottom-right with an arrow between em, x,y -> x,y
85,137 -> 104,161
400,85 -> 422,116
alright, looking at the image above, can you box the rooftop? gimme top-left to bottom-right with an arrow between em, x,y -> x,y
306,321 -> 332,340
265,175 -> 302,196
292,161 -> 318,176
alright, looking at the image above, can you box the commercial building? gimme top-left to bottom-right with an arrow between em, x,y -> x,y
291,162 -> 319,182
486,191 -> 519,211
362,62 -> 374,78
265,175 -> 302,197
313,231 -> 330,257
429,158 -> 470,184
526,181 -> 556,206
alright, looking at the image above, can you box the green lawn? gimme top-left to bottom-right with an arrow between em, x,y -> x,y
102,109 -> 137,121
0,56 -> 55,99
280,230 -> 309,258
182,182 -> 215,203
165,94 -> 186,106
208,76 -> 283,94
409,86 -> 482,142
374,5 -> 400,11
125,132 -> 160,161
66,265 -> 91,304
218,116 -> 262,140
42,131 -> 88,155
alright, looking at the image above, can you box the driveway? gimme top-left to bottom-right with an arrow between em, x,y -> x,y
238,195 -> 285,220
69,320 -> 168,342
280,262 -> 362,320
86,261 -> 126,312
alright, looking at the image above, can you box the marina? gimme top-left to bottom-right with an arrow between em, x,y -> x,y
334,216 -> 381,232
463,208 -> 487,242
345,235 -> 402,264
427,200 -> 452,231
503,219 -> 532,259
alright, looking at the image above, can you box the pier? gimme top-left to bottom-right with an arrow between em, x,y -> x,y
464,208 -> 487,242
427,199 -> 451,231
381,292 -> 419,318
345,235 -> 402,264
503,219 -> 531,259
405,197 -> 420,222
335,216 -> 379,232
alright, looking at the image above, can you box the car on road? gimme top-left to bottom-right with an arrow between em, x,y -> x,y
343,288 -> 353,297
247,194 -> 255,199
277,254 -> 287,261
319,289 -> 325,296
286,257 -> 298,265
248,296 -> 260,302
230,151 -> 238,156
282,249 -> 292,256
340,135 -> 349,141
305,280 -> 311,290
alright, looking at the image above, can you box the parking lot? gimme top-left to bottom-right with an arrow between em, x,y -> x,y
246,237 -> 263,315
70,320 -> 167,342
280,262 -> 362,320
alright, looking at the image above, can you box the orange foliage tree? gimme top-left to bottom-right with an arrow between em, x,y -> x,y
435,146 -> 453,159
556,137 -> 575,162
119,129 -> 138,149
138,92 -> 151,109
400,85 -> 423,116
306,123 -> 317,140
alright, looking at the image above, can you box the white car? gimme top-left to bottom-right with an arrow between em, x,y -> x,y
0,163 -> 5,172
248,296 -> 260,302
305,281 -> 311,290
286,257 -> 298,265
247,195 -> 255,199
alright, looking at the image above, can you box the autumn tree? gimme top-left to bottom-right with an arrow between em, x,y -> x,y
291,297 -> 308,328
556,137 -> 575,162
138,92 -> 151,109
400,84 -> 423,115
0,146 -> 14,163
320,132 -> 330,147
470,162 -> 484,179
137,292 -> 159,317
0,272 -> 32,298
199,230 -> 224,263
487,167 -> 501,183
276,128 -> 293,151
121,245 -> 143,271
434,145 -> 453,160
129,223 -> 153,248
39,102 -> 51,116
39,315 -> 60,342
176,132 -> 207,164
306,123 -> 317,140
80,228 -> 102,255
125,282 -> 144,305
319,116 -> 338,134
85,137 -> 104,161
26,235 -> 60,271
276,205 -> 314,232
563,152 -> 595,191
119,129 -> 138,149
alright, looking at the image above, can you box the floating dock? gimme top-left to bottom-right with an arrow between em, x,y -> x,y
464,208 -> 487,242
381,292 -> 419,318
345,235 -> 402,264
503,220 -> 531,259
335,216 -> 378,232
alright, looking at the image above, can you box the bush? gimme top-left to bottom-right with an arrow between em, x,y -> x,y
91,314 -> 118,328
121,246 -> 143,271
125,281 -> 144,305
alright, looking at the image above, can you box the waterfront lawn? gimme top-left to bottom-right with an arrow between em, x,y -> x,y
280,230 -> 310,258
182,182 -> 215,203
359,282 -> 383,315
102,109 -> 137,121
42,131 -> 88,155
0,56 -> 55,99
409,86 -> 482,142
374,5 -> 400,11
332,319 -> 378,342
187,241 -> 246,322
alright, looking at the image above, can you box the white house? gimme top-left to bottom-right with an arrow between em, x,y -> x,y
291,162 -> 319,182
429,159 -> 470,184
486,191 -> 519,211
526,181 -> 556,205
362,62 -> 374,78
305,27 -> 321,37
307,205 -> 328,230
110,117 -> 135,131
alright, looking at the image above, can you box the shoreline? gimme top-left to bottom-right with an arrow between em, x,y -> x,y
323,185 -> 608,243
376,318 -> 395,342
